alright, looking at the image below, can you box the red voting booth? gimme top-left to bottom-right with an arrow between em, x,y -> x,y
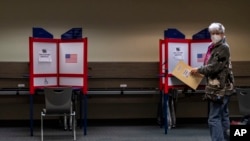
29,28 -> 88,136
29,38 -> 88,94
159,28 -> 211,134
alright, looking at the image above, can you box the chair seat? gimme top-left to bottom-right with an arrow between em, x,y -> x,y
42,108 -> 73,115
236,88 -> 250,115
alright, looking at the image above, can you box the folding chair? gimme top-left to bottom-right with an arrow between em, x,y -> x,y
41,87 -> 76,141
236,88 -> 250,115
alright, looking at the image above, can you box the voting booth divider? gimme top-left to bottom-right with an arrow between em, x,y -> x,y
29,38 -> 88,94
159,28 -> 211,134
29,27 -> 88,136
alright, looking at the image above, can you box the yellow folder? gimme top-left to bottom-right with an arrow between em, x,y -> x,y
172,61 -> 204,90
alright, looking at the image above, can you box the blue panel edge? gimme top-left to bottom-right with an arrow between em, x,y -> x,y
192,28 -> 210,40
61,28 -> 82,39
164,28 -> 185,39
32,27 -> 53,38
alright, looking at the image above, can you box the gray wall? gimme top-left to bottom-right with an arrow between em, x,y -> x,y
0,0 -> 250,62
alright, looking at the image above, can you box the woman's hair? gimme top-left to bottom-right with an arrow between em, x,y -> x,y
208,22 -> 225,33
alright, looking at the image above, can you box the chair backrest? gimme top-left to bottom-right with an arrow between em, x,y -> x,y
44,87 -> 72,114
236,88 -> 250,115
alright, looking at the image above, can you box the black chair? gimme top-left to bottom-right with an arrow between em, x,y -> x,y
41,87 -> 76,141
236,88 -> 250,115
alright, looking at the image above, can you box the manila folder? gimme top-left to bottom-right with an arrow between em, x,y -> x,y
172,61 -> 204,90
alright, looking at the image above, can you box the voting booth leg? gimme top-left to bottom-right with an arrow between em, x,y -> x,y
81,94 -> 88,135
164,94 -> 169,134
29,95 -> 34,136
157,90 -> 164,128
79,93 -> 82,129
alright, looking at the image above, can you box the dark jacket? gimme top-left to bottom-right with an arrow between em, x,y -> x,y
198,38 -> 234,101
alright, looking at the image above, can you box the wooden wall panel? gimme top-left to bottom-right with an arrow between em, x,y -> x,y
0,61 -> 249,120
0,61 -> 249,89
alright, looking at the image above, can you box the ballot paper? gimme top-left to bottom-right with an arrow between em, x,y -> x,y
172,61 -> 204,90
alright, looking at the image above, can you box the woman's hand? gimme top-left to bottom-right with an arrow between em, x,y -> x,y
190,68 -> 198,75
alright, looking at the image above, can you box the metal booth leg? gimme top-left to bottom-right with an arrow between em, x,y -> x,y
29,94 -> 34,136
164,94 -> 169,134
81,94 -> 88,135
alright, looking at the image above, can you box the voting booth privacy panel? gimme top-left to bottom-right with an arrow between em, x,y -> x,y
159,28 -> 211,94
29,36 -> 88,95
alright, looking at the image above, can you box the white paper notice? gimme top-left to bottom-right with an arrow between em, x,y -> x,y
38,49 -> 52,62
173,48 -> 184,61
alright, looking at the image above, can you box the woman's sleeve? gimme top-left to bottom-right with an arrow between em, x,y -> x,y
198,46 -> 230,76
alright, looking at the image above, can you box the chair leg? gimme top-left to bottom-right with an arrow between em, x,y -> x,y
73,113 -> 76,141
69,102 -> 73,130
64,114 -> 67,130
69,116 -> 73,131
41,112 -> 44,141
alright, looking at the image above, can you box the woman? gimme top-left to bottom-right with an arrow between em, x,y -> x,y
191,22 -> 234,141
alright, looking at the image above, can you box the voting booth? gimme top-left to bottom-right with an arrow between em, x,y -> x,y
29,30 -> 88,94
159,28 -> 211,134
29,27 -> 88,136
